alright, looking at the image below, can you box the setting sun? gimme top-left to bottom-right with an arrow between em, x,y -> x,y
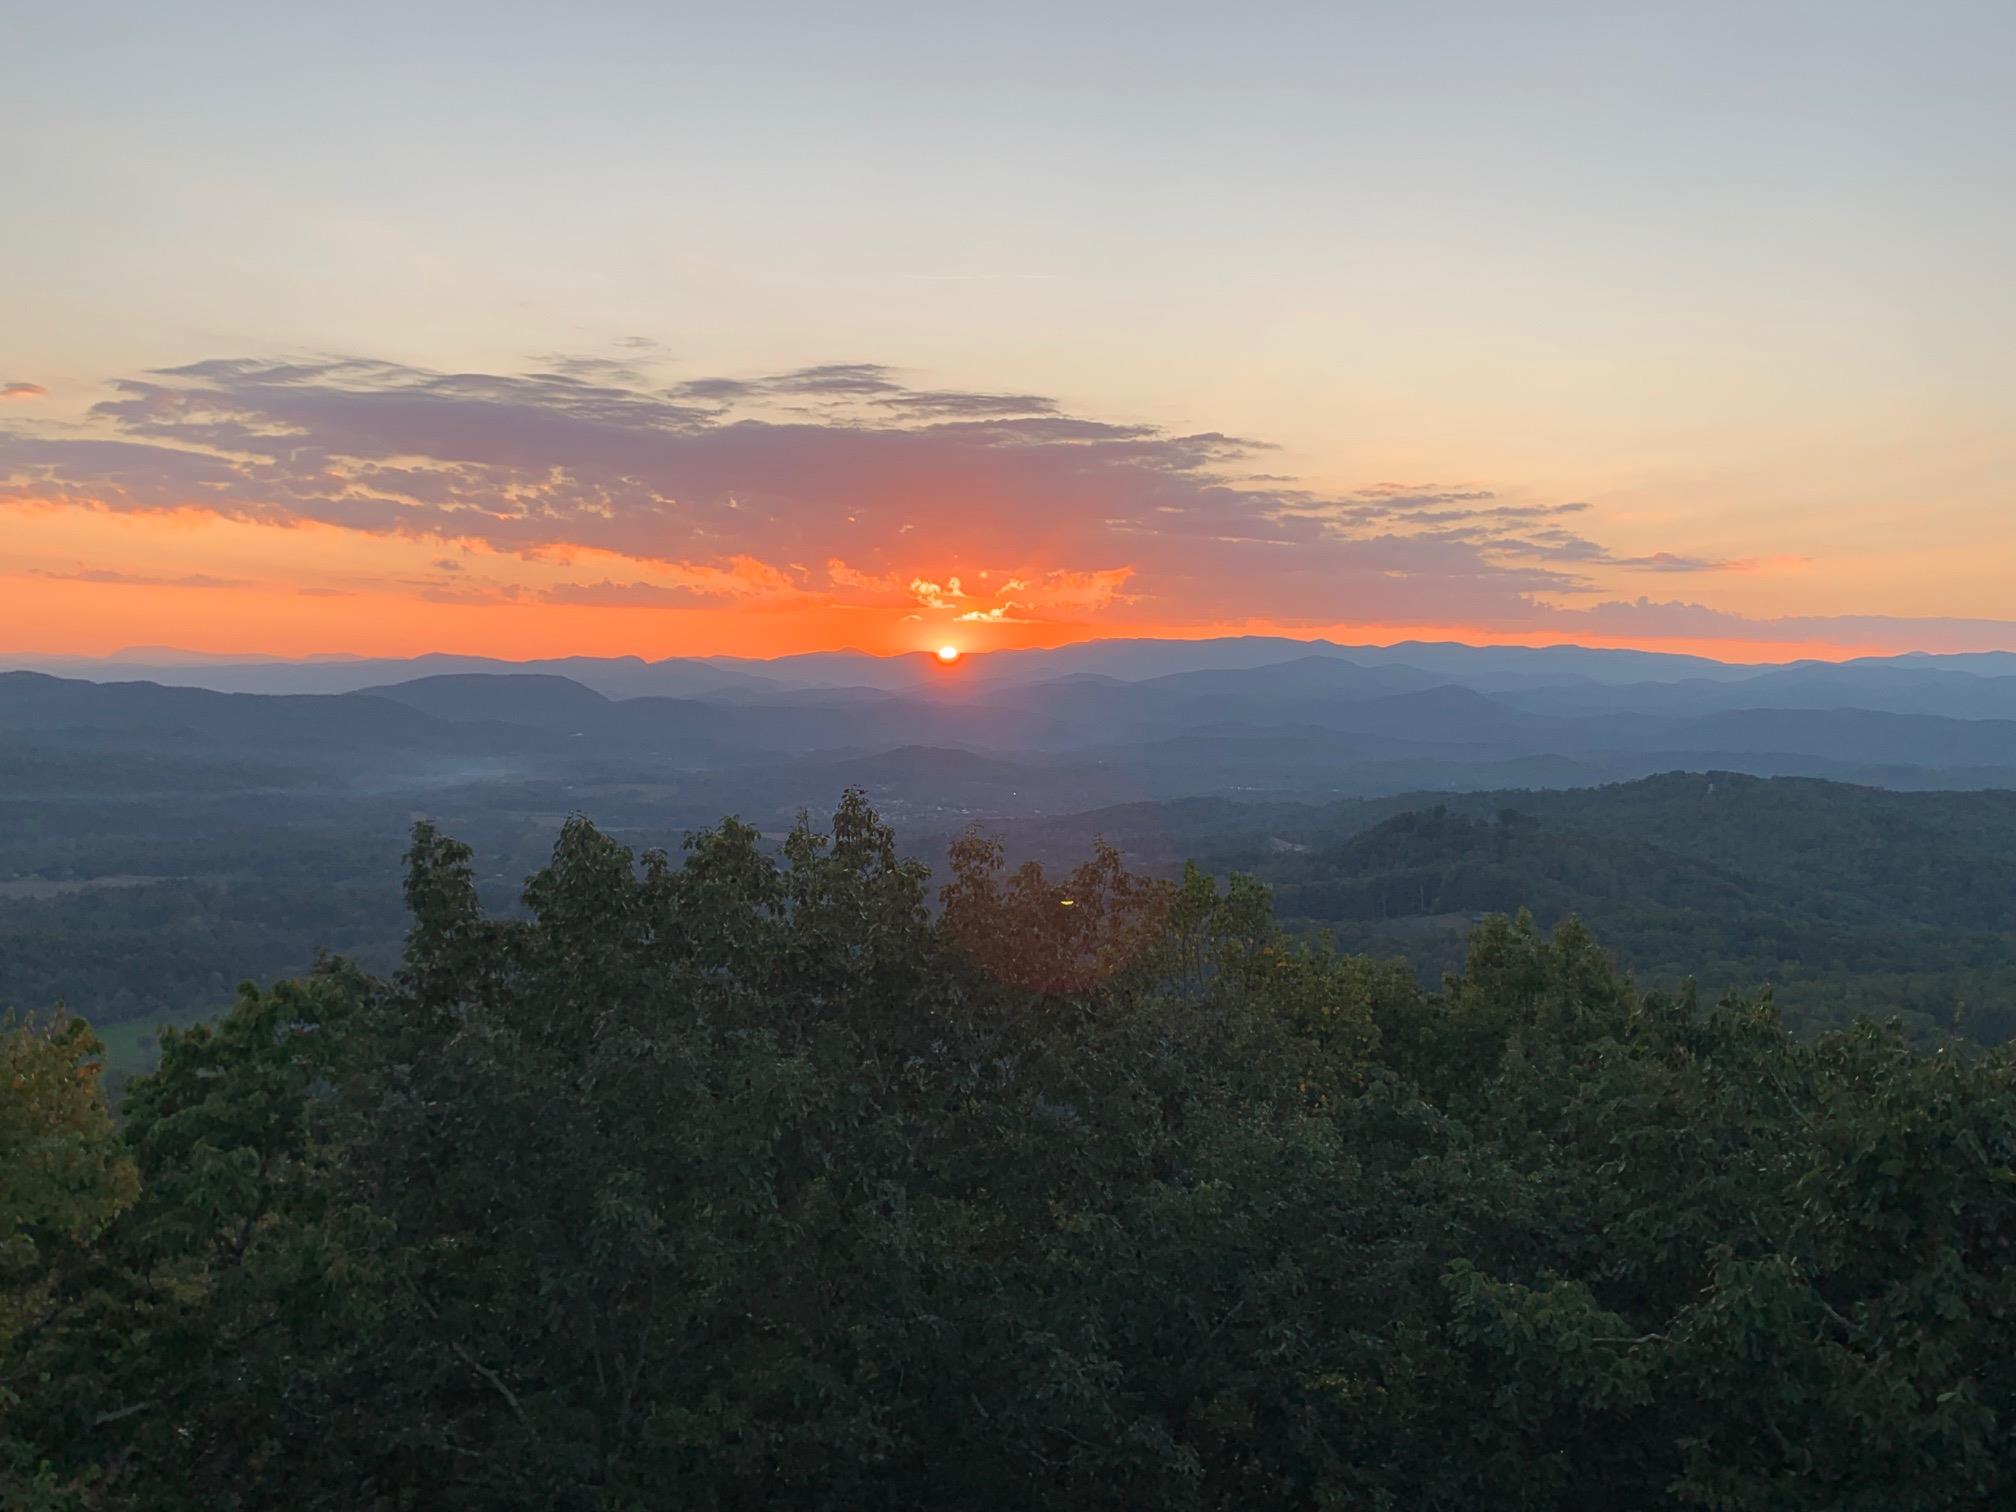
936,645 -> 961,664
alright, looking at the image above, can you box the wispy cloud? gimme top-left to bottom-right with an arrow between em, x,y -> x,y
541,578 -> 733,608
1533,597 -> 2016,654
0,351 -> 1810,635
27,566 -> 254,589
903,272 -> 1058,282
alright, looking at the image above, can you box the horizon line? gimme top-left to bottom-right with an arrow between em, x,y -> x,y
1,632 -> 2010,672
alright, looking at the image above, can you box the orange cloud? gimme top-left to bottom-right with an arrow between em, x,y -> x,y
908,577 -> 970,609
28,566 -> 254,589
1720,555 -> 1812,575
1016,567 -> 1137,614
2,353 -> 2013,662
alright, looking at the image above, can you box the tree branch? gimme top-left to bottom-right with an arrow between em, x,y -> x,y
404,1277 -> 542,1447
91,1399 -> 157,1429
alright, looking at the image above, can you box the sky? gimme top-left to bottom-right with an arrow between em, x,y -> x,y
4,0 -> 2013,662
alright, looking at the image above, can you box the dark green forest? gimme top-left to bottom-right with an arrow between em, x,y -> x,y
4,793 -> 2013,1508
11,768 -> 2016,1058
1236,774 -> 2016,1044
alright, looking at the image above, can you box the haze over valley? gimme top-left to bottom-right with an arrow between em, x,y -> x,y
10,634 -> 2016,1057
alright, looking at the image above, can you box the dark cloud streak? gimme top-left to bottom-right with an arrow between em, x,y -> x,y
0,353 -> 1739,629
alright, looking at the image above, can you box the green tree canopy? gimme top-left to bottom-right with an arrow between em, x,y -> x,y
2,792 -> 2011,1509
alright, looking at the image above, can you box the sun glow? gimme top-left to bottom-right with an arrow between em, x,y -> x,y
936,644 -> 961,664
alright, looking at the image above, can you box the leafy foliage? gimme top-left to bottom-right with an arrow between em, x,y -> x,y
0,1016 -> 137,1508
1210,775 -> 2016,1042
2,791 -> 2013,1508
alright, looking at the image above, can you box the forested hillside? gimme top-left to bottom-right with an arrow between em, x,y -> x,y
962,772 -> 2016,1043
8,763 -> 2016,1053
4,793 -> 2012,1509
1246,774 -> 2016,1041
9,648 -> 2016,1059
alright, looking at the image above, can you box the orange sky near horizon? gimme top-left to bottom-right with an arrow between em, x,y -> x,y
0,576 -> 1943,667
4,347 -> 2013,667
6,408 -> 2016,665
4,480 -> 2016,667
0,506 -> 1989,668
